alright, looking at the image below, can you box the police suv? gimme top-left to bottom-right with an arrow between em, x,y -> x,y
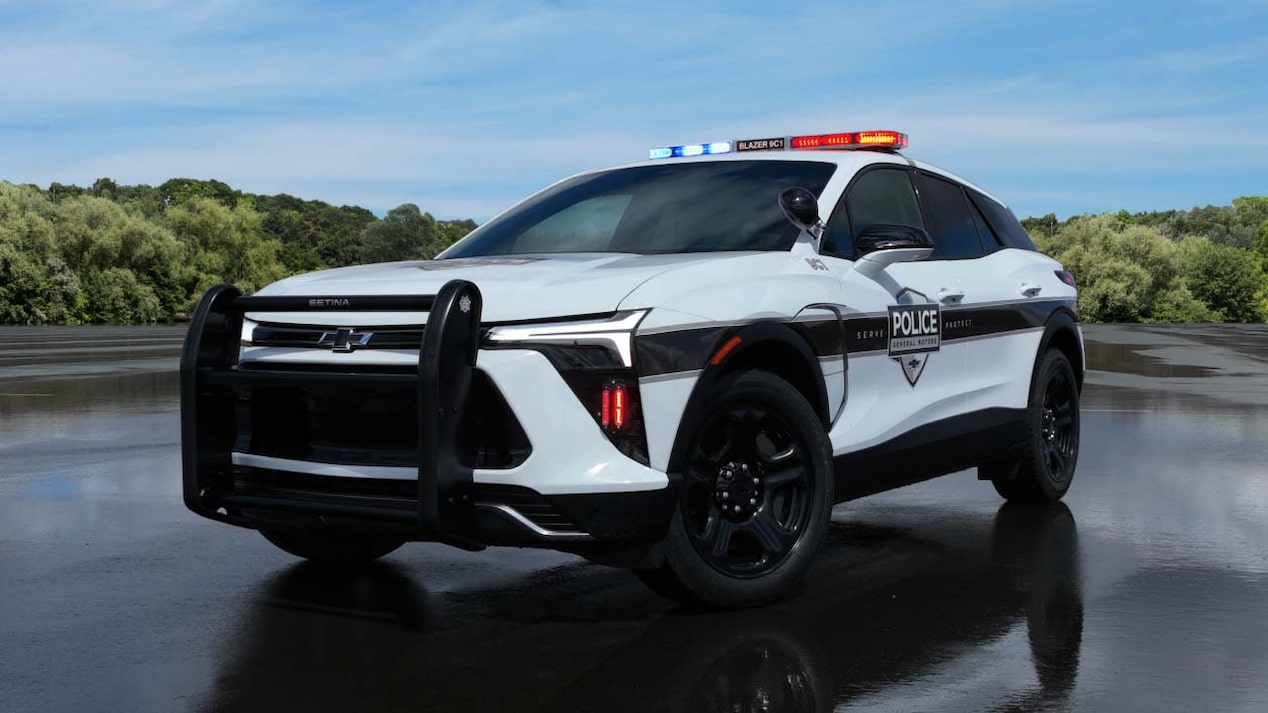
182,130 -> 1082,608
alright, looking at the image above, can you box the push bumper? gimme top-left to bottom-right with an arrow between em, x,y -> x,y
180,280 -> 675,551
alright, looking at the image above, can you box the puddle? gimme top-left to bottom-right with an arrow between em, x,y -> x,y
1084,341 -> 1217,378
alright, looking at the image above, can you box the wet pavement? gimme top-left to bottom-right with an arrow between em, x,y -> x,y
1,324 -> 1266,712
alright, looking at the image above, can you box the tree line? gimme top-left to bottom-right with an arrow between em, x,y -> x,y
1023,197 -> 1268,323
2,177 -> 1266,324
0,178 -> 474,324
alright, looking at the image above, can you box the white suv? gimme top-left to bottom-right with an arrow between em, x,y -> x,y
181,130 -> 1083,608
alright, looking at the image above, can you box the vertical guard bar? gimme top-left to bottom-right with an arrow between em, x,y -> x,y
418,280 -> 485,550
181,284 -> 243,520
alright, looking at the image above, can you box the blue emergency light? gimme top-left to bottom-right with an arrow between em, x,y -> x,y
648,142 -> 732,160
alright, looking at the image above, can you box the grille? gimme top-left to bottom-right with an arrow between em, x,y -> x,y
234,370 -> 530,469
250,323 -> 426,350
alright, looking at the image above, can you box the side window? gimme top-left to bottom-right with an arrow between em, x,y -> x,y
968,190 -> 1038,251
915,172 -> 985,258
825,167 -> 923,258
513,194 -> 632,253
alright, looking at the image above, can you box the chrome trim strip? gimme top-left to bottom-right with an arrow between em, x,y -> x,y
945,326 -> 1044,344
231,452 -> 416,480
639,368 -> 703,384
478,504 -> 593,540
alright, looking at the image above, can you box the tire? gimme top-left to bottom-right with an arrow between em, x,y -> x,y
985,349 -> 1080,503
260,528 -> 406,566
637,370 -> 834,609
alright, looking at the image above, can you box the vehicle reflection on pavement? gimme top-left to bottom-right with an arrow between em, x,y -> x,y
204,502 -> 1082,712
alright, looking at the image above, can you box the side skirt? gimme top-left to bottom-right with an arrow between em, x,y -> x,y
833,407 -> 1028,502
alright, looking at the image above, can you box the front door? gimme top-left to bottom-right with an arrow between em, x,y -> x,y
819,165 -> 971,456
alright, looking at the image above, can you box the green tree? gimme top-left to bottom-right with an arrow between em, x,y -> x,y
2,178 -> 478,323
1182,238 -> 1267,323
159,178 -> 241,208
81,267 -> 164,323
1145,284 -> 1222,323
1036,214 -> 1185,321
49,194 -> 186,322
0,182 -> 81,323
436,219 -> 475,253
90,177 -> 119,200
252,193 -> 377,271
165,197 -> 287,302
358,203 -> 441,263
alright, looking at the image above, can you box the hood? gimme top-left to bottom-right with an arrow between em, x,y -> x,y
252,253 -> 746,325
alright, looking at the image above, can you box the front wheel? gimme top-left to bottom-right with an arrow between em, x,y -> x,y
985,349 -> 1080,503
260,528 -> 406,566
637,370 -> 834,609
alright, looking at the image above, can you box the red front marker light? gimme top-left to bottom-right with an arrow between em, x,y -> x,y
601,381 -> 628,431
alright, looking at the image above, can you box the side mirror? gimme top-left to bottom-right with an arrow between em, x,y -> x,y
854,224 -> 934,278
856,224 -> 934,254
779,187 -> 821,234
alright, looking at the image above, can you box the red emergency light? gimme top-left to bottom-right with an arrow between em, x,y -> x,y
789,130 -> 908,151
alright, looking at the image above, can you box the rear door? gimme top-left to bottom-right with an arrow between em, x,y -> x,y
914,171 -> 1058,418
957,188 -> 1066,414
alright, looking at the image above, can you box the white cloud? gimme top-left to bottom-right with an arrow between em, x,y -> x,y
1,0 -> 1266,219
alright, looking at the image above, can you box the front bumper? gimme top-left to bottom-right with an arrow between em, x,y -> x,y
180,280 -> 674,551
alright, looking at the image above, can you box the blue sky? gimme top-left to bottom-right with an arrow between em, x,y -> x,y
1,0 -> 1266,220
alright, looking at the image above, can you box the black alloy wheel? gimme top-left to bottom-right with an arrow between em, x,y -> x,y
684,405 -> 814,578
636,370 -> 834,608
990,349 -> 1080,503
1039,366 -> 1077,487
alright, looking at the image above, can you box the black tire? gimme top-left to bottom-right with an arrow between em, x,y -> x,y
637,370 -> 834,609
986,349 -> 1080,503
260,528 -> 406,566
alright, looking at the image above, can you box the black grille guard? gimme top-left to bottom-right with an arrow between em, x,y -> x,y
180,280 -> 487,551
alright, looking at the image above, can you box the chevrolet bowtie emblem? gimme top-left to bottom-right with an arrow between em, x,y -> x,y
318,327 -> 373,353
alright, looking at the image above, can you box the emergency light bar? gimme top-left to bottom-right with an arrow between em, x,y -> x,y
649,131 -> 906,159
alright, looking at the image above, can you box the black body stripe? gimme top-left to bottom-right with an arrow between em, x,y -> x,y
635,319 -> 846,378
635,326 -> 728,377
794,319 -> 845,359
940,298 -> 1069,341
636,298 -> 1075,378
844,316 -> 890,353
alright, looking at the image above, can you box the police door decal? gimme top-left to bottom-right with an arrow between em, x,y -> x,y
888,303 -> 941,386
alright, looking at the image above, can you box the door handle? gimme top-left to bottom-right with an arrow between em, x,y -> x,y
1019,283 -> 1043,297
937,288 -> 964,304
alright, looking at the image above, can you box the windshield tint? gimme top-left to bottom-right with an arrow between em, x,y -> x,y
442,160 -> 836,257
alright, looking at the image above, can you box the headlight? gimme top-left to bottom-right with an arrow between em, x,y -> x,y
485,310 -> 650,465
484,310 -> 647,368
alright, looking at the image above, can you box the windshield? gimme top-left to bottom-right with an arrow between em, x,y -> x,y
442,160 -> 836,257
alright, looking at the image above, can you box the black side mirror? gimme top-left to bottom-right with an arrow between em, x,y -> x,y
778,187 -> 820,231
856,224 -> 933,254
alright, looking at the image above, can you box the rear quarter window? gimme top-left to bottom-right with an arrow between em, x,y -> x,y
968,190 -> 1037,251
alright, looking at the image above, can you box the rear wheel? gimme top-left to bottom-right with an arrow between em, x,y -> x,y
985,349 -> 1080,503
260,528 -> 406,566
637,370 -> 834,608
